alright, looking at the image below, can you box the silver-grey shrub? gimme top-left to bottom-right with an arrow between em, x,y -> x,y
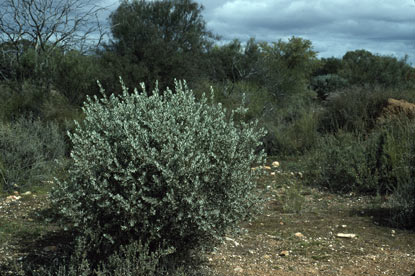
51,79 -> 266,262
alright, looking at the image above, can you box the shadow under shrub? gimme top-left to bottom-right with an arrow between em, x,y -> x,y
51,79 -> 266,268
0,116 -> 65,193
8,236 -> 197,276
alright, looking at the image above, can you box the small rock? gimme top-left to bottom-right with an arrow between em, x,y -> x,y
279,250 -> 289,256
263,166 -> 271,170
308,268 -> 319,275
225,237 -> 239,247
341,224 -> 347,228
234,266 -> 243,273
22,191 -> 32,196
270,172 -> 276,176
248,249 -> 255,254
5,195 -> 21,202
336,233 -> 357,238
294,232 -> 304,238
272,161 -> 280,168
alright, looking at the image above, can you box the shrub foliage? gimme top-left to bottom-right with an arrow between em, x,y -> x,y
51,79 -> 266,262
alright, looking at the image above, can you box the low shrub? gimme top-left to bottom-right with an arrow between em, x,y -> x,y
317,87 -> 386,133
305,118 -> 415,228
0,82 -> 82,131
264,103 -> 320,156
51,79 -> 266,266
0,83 -> 47,122
304,131 -> 377,194
0,116 -> 65,192
376,118 -> 415,228
318,86 -> 415,134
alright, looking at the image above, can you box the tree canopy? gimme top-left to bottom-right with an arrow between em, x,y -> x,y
105,0 -> 215,89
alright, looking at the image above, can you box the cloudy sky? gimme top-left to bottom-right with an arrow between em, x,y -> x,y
103,0 -> 415,64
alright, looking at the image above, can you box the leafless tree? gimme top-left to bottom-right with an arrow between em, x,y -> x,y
0,0 -> 109,84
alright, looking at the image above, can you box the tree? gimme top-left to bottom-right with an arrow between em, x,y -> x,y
312,57 -> 343,76
105,0 -> 215,90
340,49 -> 415,88
0,0 -> 107,88
207,38 -> 261,83
340,49 -> 374,86
257,36 -> 318,103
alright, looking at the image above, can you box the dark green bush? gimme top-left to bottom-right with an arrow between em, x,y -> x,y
0,116 -> 65,193
305,124 -> 413,195
51,79 -> 266,264
340,50 -> 415,89
0,82 -> 82,127
318,86 -> 415,134
305,118 -> 415,228
375,118 -> 415,228
0,83 -> 47,122
318,87 -> 389,133
310,74 -> 348,100
52,50 -> 102,106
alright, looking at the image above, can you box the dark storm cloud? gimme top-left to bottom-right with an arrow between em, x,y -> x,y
195,0 -> 415,63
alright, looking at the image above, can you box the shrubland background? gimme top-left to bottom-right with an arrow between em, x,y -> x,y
1,0 -> 415,274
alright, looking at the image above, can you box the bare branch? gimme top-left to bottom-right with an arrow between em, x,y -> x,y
0,0 -> 109,52
0,0 -> 111,84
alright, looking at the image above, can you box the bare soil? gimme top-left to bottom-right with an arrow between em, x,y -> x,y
205,175 -> 415,276
0,174 -> 414,275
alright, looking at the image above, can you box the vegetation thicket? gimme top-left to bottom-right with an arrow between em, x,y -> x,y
1,0 -> 415,274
